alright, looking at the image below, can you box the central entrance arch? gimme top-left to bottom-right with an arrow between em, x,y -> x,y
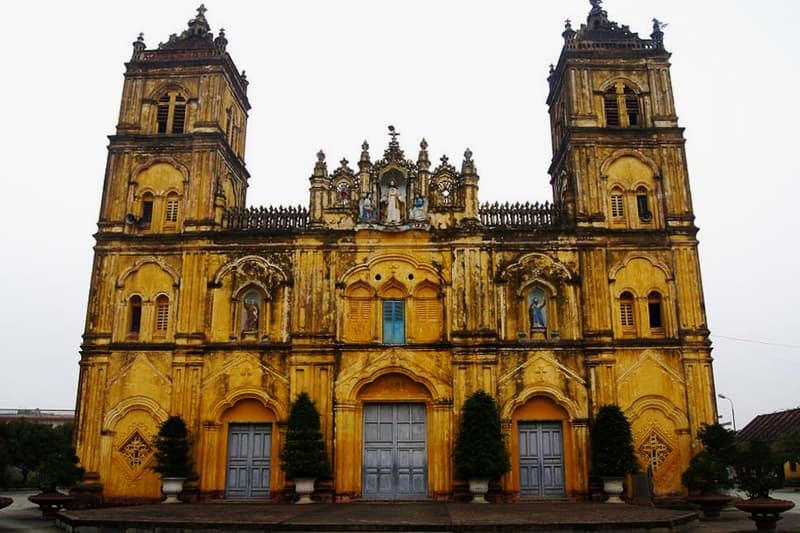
362,402 -> 427,498
357,372 -> 432,499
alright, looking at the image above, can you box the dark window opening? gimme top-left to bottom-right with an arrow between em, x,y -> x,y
129,296 -> 142,335
156,96 -> 170,134
141,200 -> 154,224
624,87 -> 640,126
636,192 -> 652,222
648,292 -> 663,329
171,95 -> 186,134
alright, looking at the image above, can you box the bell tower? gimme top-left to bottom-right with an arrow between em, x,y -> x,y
98,5 -> 250,235
546,0 -> 714,435
547,0 -> 693,231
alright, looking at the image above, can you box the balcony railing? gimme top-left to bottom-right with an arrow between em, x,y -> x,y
224,206 -> 309,231
479,201 -> 559,229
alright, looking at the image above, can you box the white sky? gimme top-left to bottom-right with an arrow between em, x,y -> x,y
1,1 -> 798,430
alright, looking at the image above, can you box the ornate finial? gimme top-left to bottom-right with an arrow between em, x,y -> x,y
317,150 -> 325,162
549,64 -> 555,75
187,4 -> 210,37
420,138 -> 428,150
562,18 -> 576,42
388,125 -> 400,143
440,155 -> 449,165
464,148 -> 473,162
132,33 -> 146,57
214,28 -> 228,53
362,140 -> 369,151
589,0 -> 602,9
340,158 -> 349,167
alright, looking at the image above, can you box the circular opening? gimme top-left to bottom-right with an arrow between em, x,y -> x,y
408,274 -> 414,280
375,274 -> 382,280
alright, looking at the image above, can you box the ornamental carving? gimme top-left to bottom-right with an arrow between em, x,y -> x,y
213,255 -> 291,293
502,252 -> 575,287
120,430 -> 153,470
639,428 -> 673,472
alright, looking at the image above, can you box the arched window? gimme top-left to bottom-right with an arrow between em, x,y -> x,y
610,187 -> 625,220
141,193 -> 154,227
156,91 -> 187,134
604,87 -> 620,127
636,186 -> 653,222
154,295 -> 170,335
624,86 -> 640,126
379,281 -> 407,345
128,295 -> 142,338
344,283 -> 374,342
648,291 -> 663,329
164,193 -> 179,225
382,300 -> 405,344
619,291 -> 635,331
413,282 -> 442,343
241,290 -> 262,333
604,82 -> 641,128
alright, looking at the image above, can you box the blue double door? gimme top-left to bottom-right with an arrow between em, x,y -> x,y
226,423 -> 272,498
518,421 -> 565,497
363,403 -> 427,499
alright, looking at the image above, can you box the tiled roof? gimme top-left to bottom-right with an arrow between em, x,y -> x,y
738,408 -> 800,442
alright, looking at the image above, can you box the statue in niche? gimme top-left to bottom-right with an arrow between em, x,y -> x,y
410,195 -> 427,221
242,290 -> 260,331
359,194 -> 377,222
528,287 -> 547,332
381,180 -> 405,224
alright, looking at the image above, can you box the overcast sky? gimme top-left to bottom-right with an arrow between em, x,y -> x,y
1,1 -> 797,429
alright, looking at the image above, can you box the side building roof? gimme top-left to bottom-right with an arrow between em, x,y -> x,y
738,408 -> 800,442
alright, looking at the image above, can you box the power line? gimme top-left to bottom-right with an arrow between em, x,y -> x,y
712,335 -> 800,350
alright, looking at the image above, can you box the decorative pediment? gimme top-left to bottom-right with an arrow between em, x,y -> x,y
106,353 -> 172,393
502,252 -> 575,287
498,352 -> 586,388
213,255 -> 290,293
201,352 -> 289,389
336,347 -> 451,402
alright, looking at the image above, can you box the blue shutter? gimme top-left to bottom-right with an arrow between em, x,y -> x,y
382,300 -> 405,344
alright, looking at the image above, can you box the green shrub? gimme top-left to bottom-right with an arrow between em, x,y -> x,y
734,439 -> 784,499
453,390 -> 511,480
590,405 -> 639,477
280,393 -> 330,479
151,416 -> 193,478
681,423 -> 736,494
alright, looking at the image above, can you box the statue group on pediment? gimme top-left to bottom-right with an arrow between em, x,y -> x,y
357,171 -> 428,227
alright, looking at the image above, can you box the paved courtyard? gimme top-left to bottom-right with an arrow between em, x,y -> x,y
1,489 -> 799,532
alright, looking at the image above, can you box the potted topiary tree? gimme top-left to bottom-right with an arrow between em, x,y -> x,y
453,390 -> 511,503
590,405 -> 639,503
151,415 -> 193,503
279,393 -> 329,503
27,447 -> 84,518
733,439 -> 795,530
682,423 -> 736,518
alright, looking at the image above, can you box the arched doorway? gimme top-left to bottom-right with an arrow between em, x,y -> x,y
358,373 -> 432,499
511,396 -> 572,498
216,398 -> 279,499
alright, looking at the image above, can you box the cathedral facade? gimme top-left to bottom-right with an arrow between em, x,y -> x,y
74,2 -> 716,502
